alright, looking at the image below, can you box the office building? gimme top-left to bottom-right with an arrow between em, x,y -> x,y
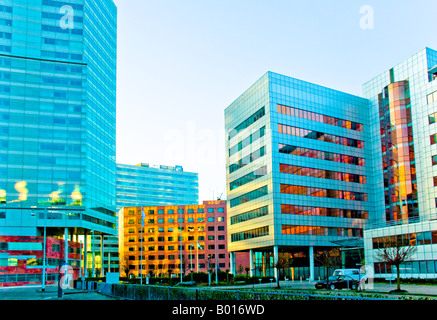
225,71 -> 374,281
363,47 -> 437,279
0,0 -> 117,285
116,163 -> 199,208
118,201 -> 232,278
90,163 -> 200,274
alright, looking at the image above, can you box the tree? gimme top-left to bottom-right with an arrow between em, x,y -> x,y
244,266 -> 250,278
315,248 -> 341,287
272,254 -> 293,289
376,237 -> 417,293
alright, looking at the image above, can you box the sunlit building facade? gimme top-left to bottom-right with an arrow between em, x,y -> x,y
363,47 -> 437,279
119,201 -> 233,278
89,163 -> 200,274
0,0 -> 117,284
225,72 -> 375,281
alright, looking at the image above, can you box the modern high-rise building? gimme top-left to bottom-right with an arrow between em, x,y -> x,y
118,201 -> 231,279
0,0 -> 117,285
363,47 -> 437,279
225,71 -> 374,280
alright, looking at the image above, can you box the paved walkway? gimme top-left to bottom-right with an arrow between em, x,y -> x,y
219,280 -> 437,297
0,285 -> 119,300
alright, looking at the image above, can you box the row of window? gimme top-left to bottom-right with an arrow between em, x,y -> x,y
279,144 -> 366,166
279,163 -> 366,184
228,107 -> 265,140
372,231 -> 437,249
127,207 -> 224,215
128,217 -> 225,225
130,253 -> 227,261
280,184 -> 368,201
278,124 -> 364,149
281,204 -> 368,219
128,244 -> 226,252
277,104 -> 363,132
229,126 -> 265,157
229,146 -> 266,174
374,260 -> 437,275
129,235 -> 225,242
128,226 -> 226,234
230,206 -> 269,225
281,225 -> 362,237
229,186 -> 268,208
130,263 -> 227,270
229,166 -> 267,190
230,226 -> 269,242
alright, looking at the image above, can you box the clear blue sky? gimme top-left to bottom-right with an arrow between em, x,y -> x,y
113,0 -> 437,203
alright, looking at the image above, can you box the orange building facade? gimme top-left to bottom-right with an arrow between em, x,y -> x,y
119,200 -> 232,278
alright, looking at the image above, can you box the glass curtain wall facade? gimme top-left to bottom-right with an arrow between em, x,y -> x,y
364,47 -> 437,279
0,0 -> 117,280
225,72 -> 374,280
116,163 -> 199,208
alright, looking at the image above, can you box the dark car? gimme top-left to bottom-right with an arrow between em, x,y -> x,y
315,275 -> 359,290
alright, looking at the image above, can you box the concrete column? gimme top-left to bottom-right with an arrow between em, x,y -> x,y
273,246 -> 279,280
83,231 -> 88,278
64,228 -> 69,265
100,235 -> 104,278
249,250 -> 254,277
92,230 -> 95,277
309,246 -> 314,281
230,252 -> 235,275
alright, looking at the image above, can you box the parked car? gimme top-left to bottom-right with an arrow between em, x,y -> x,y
333,268 -> 367,282
315,275 -> 359,290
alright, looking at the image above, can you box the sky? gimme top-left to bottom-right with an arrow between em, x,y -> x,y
113,0 -> 437,203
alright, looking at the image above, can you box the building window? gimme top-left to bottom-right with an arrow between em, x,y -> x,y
277,104 -> 363,132
207,208 -> 214,213
228,106 -> 265,140
230,186 -> 268,208
278,123 -> 364,149
229,147 -> 266,174
230,166 -> 268,190
281,204 -> 368,219
231,226 -> 269,242
229,126 -> 266,156
230,206 -> 268,225
279,144 -> 365,166
280,184 -> 367,201
280,164 -> 366,184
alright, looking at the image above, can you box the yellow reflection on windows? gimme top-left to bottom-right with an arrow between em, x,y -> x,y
14,181 -> 28,201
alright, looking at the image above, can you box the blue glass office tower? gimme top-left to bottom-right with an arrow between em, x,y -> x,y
0,0 -> 117,244
225,72 -> 374,281
116,163 -> 199,209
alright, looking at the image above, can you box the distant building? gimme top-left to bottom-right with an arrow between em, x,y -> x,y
119,201 -> 233,278
91,163 -> 200,274
116,163 -> 199,208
